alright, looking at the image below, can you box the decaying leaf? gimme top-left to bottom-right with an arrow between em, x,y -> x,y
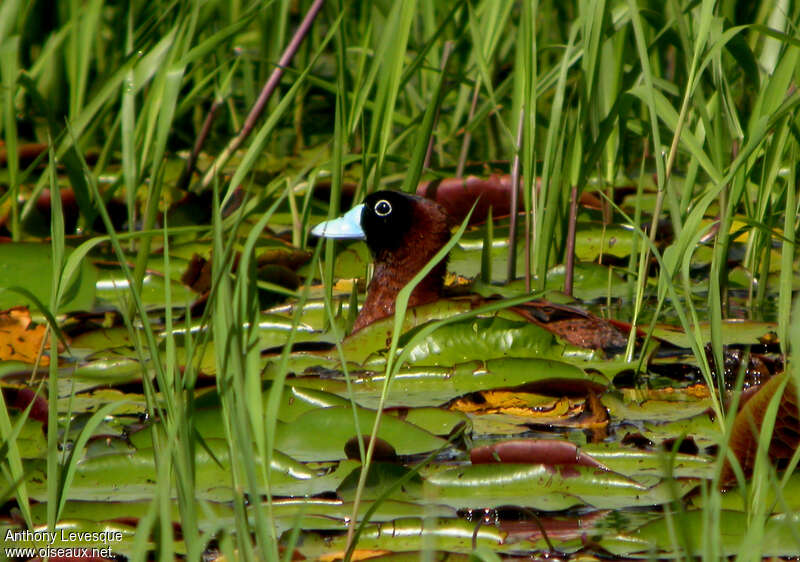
450,387 -> 609,433
470,438 -> 610,470
0,307 -> 50,365
721,373 -> 800,486
417,174 -> 519,225
510,301 -> 628,351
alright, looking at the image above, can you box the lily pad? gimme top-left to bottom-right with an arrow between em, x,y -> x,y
0,243 -> 97,312
10,439 -> 356,501
274,406 -> 448,461
287,358 -> 606,408
424,463 -> 699,510
650,320 -> 778,348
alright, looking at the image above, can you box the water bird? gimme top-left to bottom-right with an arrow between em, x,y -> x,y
312,190 -> 626,350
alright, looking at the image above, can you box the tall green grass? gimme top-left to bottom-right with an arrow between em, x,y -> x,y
0,0 -> 798,559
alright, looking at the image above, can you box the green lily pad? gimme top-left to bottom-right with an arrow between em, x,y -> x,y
544,262 -> 630,300
582,443 -> 714,479
398,316 -> 556,366
70,327 -> 135,353
8,414 -> 46,459
0,243 -> 97,312
274,406 -> 448,461
607,510 -> 800,557
287,358 -> 606,408
650,320 -> 777,348
336,462 -> 425,502
284,512 -> 582,562
574,223 -> 635,260
182,385 -> 352,436
11,439 -> 354,501
95,269 -> 196,310
691,471 -> 800,512
424,463 -> 699,510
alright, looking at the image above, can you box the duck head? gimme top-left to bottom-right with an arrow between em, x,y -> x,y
312,191 -> 453,332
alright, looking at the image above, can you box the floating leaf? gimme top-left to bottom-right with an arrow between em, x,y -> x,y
10,439 -> 355,501
399,316 -> 556,366
274,406 -> 448,461
424,463 -> 699,510
0,244 -> 97,312
722,373 -> 799,485
470,438 -> 610,470
650,320 -> 778,348
574,223 -> 635,260
607,510 -> 800,557
417,174 -> 518,225
0,307 -> 50,364
287,358 -> 607,409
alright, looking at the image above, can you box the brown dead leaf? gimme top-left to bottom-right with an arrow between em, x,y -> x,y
470,438 -> 610,470
721,373 -> 800,486
417,173 -> 518,225
510,302 -> 628,350
318,550 -> 390,562
181,254 -> 213,293
0,307 -> 50,365
450,389 -> 609,434
450,390 -> 580,420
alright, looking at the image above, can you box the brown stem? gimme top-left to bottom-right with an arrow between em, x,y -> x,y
564,183 -> 578,297
423,41 -> 454,172
455,80 -> 480,177
525,210 -> 532,293
199,0 -> 326,191
177,99 -> 222,192
507,108 -> 524,282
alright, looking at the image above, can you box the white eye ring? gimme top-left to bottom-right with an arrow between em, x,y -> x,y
374,199 -> 392,216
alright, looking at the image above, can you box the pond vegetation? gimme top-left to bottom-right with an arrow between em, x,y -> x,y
1,0 -> 800,559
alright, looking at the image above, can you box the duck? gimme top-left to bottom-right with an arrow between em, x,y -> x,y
312,190 -> 627,350
312,191 -> 453,333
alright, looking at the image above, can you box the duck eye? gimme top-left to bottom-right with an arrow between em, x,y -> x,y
374,199 -> 392,217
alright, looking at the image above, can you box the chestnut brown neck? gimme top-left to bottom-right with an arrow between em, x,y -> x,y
351,198 -> 451,332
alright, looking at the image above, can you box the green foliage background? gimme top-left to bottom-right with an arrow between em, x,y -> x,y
1,0 -> 799,559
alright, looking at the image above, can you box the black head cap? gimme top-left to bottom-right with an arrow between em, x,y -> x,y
360,191 -> 415,254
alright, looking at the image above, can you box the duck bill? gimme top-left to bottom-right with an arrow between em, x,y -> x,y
311,204 -> 366,239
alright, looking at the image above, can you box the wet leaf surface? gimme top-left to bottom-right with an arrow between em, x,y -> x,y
721,373 -> 800,485
0,308 -> 50,364
0,244 -> 97,312
1,179 -> 798,560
